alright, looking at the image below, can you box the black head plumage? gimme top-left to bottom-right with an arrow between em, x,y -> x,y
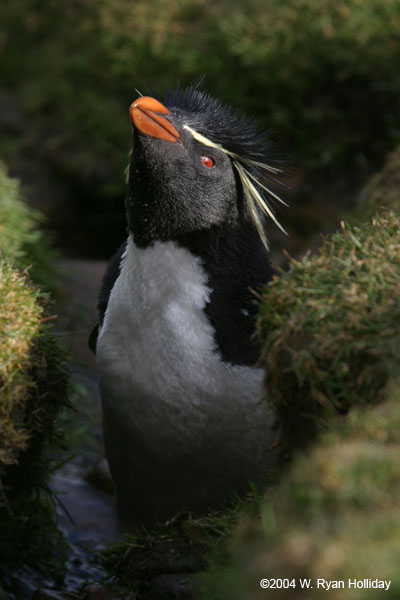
162,84 -> 289,245
164,84 -> 275,162
129,83 -> 288,249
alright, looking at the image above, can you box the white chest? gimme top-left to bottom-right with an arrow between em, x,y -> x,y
97,239 -> 265,429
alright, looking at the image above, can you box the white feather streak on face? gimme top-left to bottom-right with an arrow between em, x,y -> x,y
234,162 -> 270,250
184,126 -> 283,176
246,170 -> 290,208
235,163 -> 287,234
244,158 -> 282,174
183,125 -> 287,247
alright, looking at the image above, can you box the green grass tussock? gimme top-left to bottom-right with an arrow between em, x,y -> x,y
0,289 -> 70,577
0,168 -> 70,578
258,210 -> 400,450
0,162 -> 57,289
0,262 -> 43,470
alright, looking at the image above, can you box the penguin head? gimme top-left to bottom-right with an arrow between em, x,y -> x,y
127,85 -> 287,248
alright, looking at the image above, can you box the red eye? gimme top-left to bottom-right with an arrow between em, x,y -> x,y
201,156 -> 215,168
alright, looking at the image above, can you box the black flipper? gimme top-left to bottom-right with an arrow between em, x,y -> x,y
88,241 -> 127,353
88,323 -> 99,354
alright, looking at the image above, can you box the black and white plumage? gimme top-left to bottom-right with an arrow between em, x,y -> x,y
92,85 -> 286,529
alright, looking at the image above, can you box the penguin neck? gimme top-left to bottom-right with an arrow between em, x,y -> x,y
175,219 -> 275,366
176,219 -> 270,271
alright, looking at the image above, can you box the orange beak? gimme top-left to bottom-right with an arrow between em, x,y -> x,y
129,96 -> 181,143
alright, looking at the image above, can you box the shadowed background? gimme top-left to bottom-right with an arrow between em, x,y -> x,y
1,0 -> 400,259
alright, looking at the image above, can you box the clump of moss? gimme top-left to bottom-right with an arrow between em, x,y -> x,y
0,162 -> 57,289
0,260 -> 70,577
200,381 -> 400,600
0,168 -> 70,579
258,210 -> 400,450
0,261 -> 43,472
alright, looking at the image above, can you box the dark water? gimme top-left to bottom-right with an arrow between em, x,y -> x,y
51,459 -> 118,593
5,437 -> 118,599
50,369 -> 119,593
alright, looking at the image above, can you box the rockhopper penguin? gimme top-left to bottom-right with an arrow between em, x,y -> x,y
92,85 -> 287,530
